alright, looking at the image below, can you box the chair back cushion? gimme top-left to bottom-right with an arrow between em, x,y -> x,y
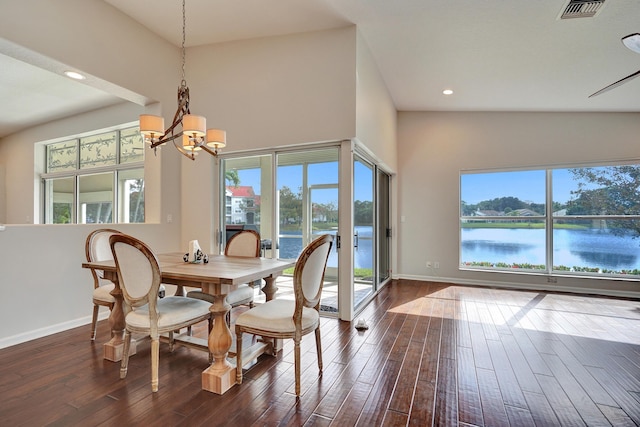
294,234 -> 333,311
225,229 -> 260,257
86,228 -> 122,282
110,234 -> 162,309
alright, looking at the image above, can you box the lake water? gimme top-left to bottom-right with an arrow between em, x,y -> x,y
461,228 -> 640,272
277,226 -> 640,273
278,226 -> 373,269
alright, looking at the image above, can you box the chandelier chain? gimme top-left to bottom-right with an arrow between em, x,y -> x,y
181,0 -> 186,86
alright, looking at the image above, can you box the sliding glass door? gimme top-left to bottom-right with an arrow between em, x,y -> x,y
219,143 -> 391,319
377,169 -> 391,286
353,155 -> 375,308
221,155 -> 273,254
277,148 -> 340,313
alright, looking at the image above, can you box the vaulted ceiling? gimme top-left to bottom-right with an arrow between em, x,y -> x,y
1,0 -> 639,138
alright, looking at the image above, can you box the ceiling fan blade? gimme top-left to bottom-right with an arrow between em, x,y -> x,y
589,69 -> 640,98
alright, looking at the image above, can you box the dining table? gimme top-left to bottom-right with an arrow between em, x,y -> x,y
82,252 -> 294,394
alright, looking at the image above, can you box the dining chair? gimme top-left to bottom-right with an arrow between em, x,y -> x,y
110,233 -> 212,392
86,228 -> 122,341
187,229 -> 261,323
235,234 -> 333,397
86,229 -> 168,341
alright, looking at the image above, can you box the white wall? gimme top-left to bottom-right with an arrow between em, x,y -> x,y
397,111 -> 640,297
0,224 -> 178,348
180,27 -> 359,252
188,27 -> 358,151
355,30 -> 397,172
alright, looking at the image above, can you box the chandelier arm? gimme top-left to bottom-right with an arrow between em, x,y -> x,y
149,131 -> 182,149
149,92 -> 191,149
199,144 -> 219,157
172,137 -> 197,160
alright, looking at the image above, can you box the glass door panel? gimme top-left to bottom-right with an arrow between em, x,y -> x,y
354,156 -> 374,309
221,155 -> 273,255
277,148 -> 339,313
310,185 -> 339,312
377,170 -> 391,285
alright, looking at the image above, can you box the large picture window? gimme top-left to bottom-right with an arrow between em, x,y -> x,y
42,126 -> 144,224
460,163 -> 640,278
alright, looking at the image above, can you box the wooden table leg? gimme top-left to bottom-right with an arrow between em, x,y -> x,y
261,275 -> 279,301
260,275 -> 282,355
102,272 -> 136,362
202,294 -> 236,394
173,285 -> 185,297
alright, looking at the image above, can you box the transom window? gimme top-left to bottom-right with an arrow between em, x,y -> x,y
41,126 -> 145,224
460,162 -> 640,279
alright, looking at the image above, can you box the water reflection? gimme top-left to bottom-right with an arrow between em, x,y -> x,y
461,228 -> 640,271
568,250 -> 637,269
462,240 -> 536,256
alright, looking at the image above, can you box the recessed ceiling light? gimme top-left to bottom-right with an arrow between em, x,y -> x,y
64,70 -> 86,80
442,89 -> 453,95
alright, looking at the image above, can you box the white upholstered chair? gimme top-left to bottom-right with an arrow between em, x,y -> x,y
86,229 -> 167,341
110,233 -> 212,392
86,228 -> 121,340
187,229 -> 261,321
235,234 -> 333,397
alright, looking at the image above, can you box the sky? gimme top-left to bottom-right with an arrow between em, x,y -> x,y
230,160 -> 374,204
460,168 -> 600,205
232,163 -> 614,207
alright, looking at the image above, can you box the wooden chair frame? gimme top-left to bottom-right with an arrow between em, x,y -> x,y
85,228 -> 122,340
110,233 -> 212,392
235,234 -> 333,397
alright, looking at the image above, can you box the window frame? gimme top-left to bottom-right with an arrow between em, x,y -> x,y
40,126 -> 144,224
460,161 -> 640,280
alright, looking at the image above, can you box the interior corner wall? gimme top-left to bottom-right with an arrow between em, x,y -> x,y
355,30 -> 398,172
397,111 -> 640,298
179,27 -> 359,252
187,26 -> 358,150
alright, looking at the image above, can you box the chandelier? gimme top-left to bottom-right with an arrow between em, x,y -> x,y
139,0 -> 226,160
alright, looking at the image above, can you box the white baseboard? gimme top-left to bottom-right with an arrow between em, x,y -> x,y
0,310 -> 109,350
393,273 -> 640,300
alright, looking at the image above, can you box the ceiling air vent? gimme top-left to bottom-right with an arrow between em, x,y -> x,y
560,0 -> 605,19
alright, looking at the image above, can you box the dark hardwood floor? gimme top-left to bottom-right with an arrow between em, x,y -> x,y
1,280 -> 639,426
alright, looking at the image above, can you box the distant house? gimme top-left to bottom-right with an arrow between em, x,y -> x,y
512,208 -> 540,216
475,210 -> 503,217
312,205 -> 327,222
226,186 -> 258,224
472,209 -> 503,224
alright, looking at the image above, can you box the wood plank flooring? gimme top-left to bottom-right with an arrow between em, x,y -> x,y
1,279 -> 639,426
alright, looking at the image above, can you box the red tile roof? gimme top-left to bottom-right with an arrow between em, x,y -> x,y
226,186 -> 255,197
